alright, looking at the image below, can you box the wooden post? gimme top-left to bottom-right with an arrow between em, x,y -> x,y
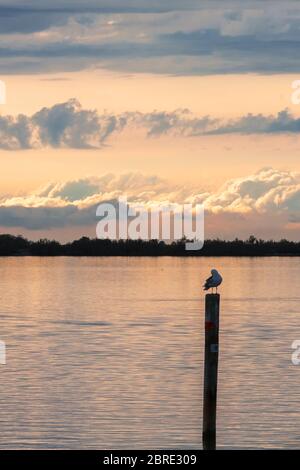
202,293 -> 220,450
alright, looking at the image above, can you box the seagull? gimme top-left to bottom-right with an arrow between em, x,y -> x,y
203,269 -> 223,293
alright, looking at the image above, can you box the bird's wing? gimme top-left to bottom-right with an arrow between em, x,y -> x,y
203,275 -> 213,288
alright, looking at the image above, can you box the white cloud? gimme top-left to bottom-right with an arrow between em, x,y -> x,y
1,168 -> 300,237
205,167 -> 300,214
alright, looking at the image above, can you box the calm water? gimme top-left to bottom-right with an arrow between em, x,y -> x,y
0,257 -> 299,449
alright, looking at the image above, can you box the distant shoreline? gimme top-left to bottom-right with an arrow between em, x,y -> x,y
1,234 -> 300,257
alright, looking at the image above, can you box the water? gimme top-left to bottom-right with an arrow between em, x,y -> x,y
0,256 -> 299,449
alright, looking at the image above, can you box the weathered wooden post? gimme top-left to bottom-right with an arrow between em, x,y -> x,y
202,293 -> 220,450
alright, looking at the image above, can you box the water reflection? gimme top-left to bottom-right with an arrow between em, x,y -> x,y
0,257 -> 299,449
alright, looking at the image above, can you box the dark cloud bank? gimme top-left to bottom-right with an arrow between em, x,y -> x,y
1,1 -> 300,74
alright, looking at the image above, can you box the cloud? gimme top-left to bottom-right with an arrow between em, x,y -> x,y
1,101 -> 300,150
0,1 -> 201,15
0,99 -> 126,149
204,167 -> 300,215
206,109 -> 300,135
0,1 -> 205,36
0,172 -> 195,229
1,1 -> 300,74
1,168 -> 300,237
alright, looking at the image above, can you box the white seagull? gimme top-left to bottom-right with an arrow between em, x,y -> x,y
203,269 -> 223,293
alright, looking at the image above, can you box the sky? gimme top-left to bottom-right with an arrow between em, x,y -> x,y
1,0 -> 300,241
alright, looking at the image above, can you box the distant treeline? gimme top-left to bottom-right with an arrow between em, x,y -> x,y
1,234 -> 300,256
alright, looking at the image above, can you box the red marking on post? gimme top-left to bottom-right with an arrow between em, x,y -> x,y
205,321 -> 216,330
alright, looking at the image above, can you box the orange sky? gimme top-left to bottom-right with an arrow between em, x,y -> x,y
1,70 -> 298,117
1,69 -> 300,240
1,70 -> 300,194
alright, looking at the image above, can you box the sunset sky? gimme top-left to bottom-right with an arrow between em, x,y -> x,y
2,0 -> 300,240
